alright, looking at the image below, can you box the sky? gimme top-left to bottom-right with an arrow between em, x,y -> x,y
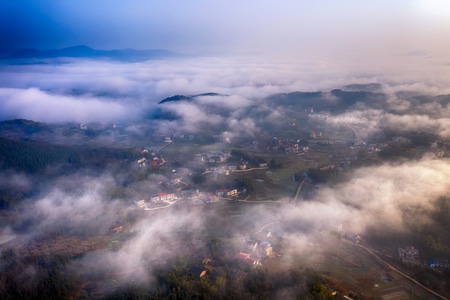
1,0 -> 450,127
1,0 -> 450,59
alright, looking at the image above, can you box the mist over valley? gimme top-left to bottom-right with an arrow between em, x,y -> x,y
0,52 -> 450,299
2,1 -> 450,298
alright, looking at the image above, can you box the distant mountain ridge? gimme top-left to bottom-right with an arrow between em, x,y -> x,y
0,45 -> 180,62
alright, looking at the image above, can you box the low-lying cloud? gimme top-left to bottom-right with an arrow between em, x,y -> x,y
0,54 -> 449,127
0,87 -> 136,123
7,156 -> 450,287
312,108 -> 450,140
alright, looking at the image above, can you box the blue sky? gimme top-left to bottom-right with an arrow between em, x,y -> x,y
1,0 -> 450,58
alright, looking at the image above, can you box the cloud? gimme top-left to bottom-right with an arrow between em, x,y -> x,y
0,87 -> 136,123
19,175 -> 120,237
1,55 -> 450,150
0,54 -> 450,126
312,103 -> 450,140
323,161 -> 439,226
194,95 -> 251,110
274,157 -> 450,252
162,102 -> 225,133
4,145 -> 450,295
7,172 -> 209,284
0,172 -> 32,191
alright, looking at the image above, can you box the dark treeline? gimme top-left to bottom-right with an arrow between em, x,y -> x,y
0,137 -> 76,173
0,247 -> 339,299
105,256 -> 337,299
0,137 -> 136,173
0,249 -> 79,300
0,137 -> 137,208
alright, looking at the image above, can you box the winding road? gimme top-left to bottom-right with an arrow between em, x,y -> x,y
345,240 -> 448,300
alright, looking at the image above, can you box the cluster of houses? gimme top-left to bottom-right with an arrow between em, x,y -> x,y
135,193 -> 177,210
137,156 -> 164,167
214,187 -> 247,199
203,161 -> 269,176
170,134 -> 196,141
179,189 -> 220,204
136,148 -> 164,168
397,245 -> 450,269
134,185 -> 249,209
183,187 -> 248,204
236,232 -> 278,267
200,151 -> 231,164
269,137 -> 310,155
199,151 -> 268,173
150,193 -> 177,203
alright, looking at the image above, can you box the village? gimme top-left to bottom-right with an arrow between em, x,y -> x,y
1,115 -> 449,298
120,124 -> 450,299
16,117 -> 446,298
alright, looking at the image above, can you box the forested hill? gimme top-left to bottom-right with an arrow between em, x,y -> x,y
158,93 -> 224,104
0,137 -> 75,173
265,89 -> 387,113
0,137 -> 136,174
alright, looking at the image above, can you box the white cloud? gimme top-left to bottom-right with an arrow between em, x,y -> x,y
0,87 -> 135,123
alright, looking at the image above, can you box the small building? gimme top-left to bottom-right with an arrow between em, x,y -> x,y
343,232 -> 361,244
237,252 -> 251,260
405,246 -> 419,258
319,164 -> 335,171
137,157 -> 147,167
190,266 -> 207,278
166,193 -> 176,201
199,195 -> 212,204
260,241 -> 273,257
228,189 -> 238,197
237,252 -> 260,266
398,246 -> 420,260
215,189 -> 231,197
246,241 -> 258,252
109,221 -> 123,233
429,259 -> 449,269
202,258 -> 217,271
151,196 -> 161,203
